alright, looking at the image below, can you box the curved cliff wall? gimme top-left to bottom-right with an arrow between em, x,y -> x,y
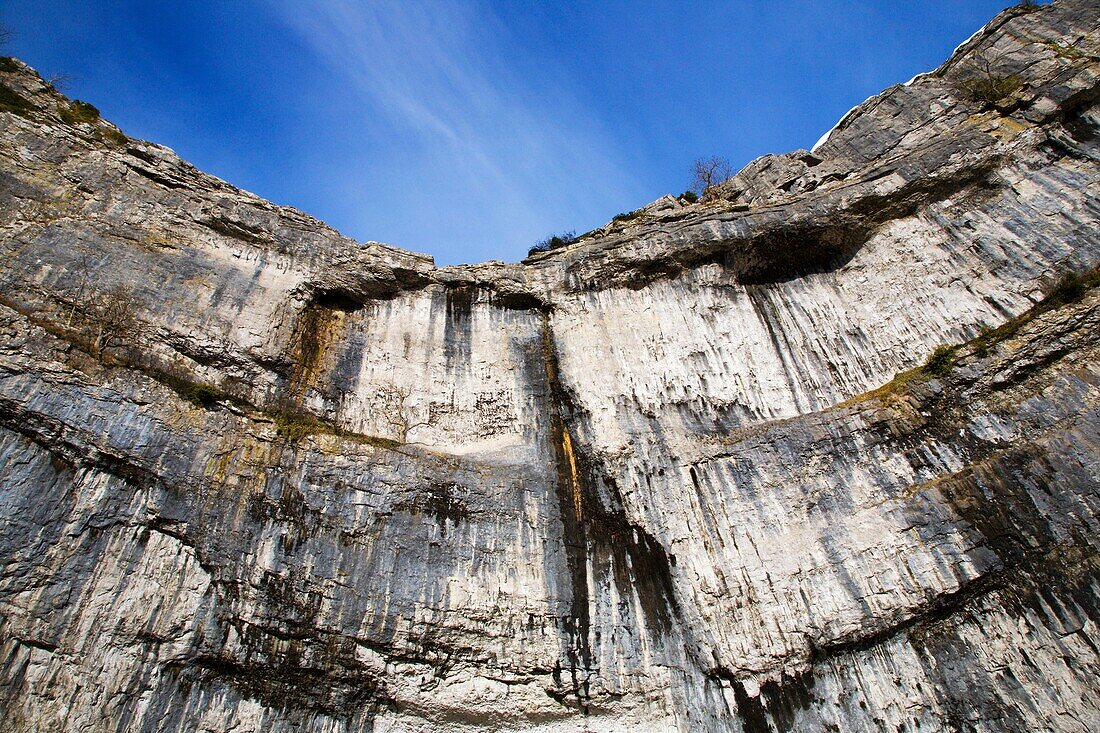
1,1 -> 1100,731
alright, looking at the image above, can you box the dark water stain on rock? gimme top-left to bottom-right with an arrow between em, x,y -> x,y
443,285 -> 474,373
538,316 -> 682,711
282,288 -> 372,407
585,467 -> 681,638
706,668 -> 816,733
393,481 -> 471,537
328,332 -> 366,400
284,303 -> 337,401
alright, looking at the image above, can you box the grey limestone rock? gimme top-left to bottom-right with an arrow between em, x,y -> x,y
1,1 -> 1100,731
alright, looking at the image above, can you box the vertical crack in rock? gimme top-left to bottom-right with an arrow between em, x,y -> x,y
560,427 -> 585,521
539,314 -> 594,712
539,314 -> 683,713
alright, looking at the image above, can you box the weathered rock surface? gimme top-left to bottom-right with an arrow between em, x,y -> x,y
1,1 -> 1100,730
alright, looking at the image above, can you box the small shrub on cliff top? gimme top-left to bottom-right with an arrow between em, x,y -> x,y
547,231 -> 577,248
689,156 -> 733,198
46,72 -> 75,92
529,230 -> 577,257
679,190 -> 699,204
59,99 -> 100,126
612,209 -> 644,224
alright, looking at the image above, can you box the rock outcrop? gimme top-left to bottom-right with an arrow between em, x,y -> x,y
2,1 -> 1100,731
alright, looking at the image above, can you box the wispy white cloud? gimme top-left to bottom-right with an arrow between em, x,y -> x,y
265,0 -> 639,263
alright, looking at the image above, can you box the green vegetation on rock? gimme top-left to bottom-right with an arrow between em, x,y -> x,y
0,81 -> 32,115
59,99 -> 100,126
529,230 -> 578,257
922,345 -> 957,377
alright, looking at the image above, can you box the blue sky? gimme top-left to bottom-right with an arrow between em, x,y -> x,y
2,1 -> 1014,265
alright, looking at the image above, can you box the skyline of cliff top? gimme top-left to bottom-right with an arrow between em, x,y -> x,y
0,0 -> 1023,265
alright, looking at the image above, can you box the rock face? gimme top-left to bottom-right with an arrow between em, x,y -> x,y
2,2 -> 1100,731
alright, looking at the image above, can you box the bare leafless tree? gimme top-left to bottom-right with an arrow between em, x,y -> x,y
66,251 -> 94,326
376,384 -> 431,442
954,51 -> 1022,104
0,26 -> 14,50
690,156 -> 733,198
89,285 -> 140,353
47,72 -> 76,92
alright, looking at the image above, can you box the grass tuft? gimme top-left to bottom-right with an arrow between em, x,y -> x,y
1046,41 -> 1085,60
99,127 -> 127,147
841,265 -> 1100,408
59,99 -> 100,126
970,268 -> 1100,356
956,73 -> 1023,104
272,409 -> 324,441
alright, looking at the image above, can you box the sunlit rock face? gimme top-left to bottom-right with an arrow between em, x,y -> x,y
2,1 -> 1100,731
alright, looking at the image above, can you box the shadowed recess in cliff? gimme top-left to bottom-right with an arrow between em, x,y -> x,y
159,651 -> 395,722
597,154 -> 1006,294
281,290 -> 362,403
722,671 -> 817,733
392,481 -> 472,537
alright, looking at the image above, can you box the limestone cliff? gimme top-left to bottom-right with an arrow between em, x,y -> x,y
2,1 -> 1100,731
